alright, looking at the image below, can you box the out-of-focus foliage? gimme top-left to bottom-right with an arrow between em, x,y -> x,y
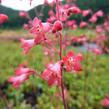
1,0 -> 109,28
0,29 -> 109,109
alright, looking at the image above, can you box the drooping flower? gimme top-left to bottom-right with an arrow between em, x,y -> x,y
41,61 -> 62,86
8,74 -> 29,88
0,13 -> 8,25
20,38 -> 35,54
8,65 -> 35,88
63,51 -> 83,72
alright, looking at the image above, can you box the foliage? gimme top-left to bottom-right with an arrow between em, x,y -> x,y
1,0 -> 109,27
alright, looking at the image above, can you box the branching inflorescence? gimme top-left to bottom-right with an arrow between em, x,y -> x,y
0,0 -> 105,109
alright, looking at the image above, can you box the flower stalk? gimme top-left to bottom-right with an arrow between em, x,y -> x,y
59,32 -> 67,109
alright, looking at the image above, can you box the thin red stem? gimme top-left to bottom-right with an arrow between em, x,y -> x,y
55,0 -> 67,108
56,0 -> 60,20
59,33 -> 67,109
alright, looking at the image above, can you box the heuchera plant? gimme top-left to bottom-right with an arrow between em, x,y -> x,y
8,0 -> 84,108
0,0 -> 105,108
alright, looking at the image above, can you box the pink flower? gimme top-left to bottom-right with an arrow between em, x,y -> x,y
30,17 -> 43,34
41,61 -> 62,86
20,38 -> 35,54
30,17 -> 51,43
8,74 -> 29,89
63,51 -> 83,72
30,17 -> 51,34
95,10 -> 103,17
89,15 -> 97,23
101,97 -> 109,107
0,13 -> 8,24
67,6 -> 81,16
79,21 -> 88,28
8,65 -> 35,88
52,20 -> 63,33
82,9 -> 91,17
19,11 -> 29,19
42,22 -> 51,33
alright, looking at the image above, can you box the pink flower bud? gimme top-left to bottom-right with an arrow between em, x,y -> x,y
52,20 -> 63,33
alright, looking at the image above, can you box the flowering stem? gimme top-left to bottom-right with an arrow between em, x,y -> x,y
59,32 -> 67,109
